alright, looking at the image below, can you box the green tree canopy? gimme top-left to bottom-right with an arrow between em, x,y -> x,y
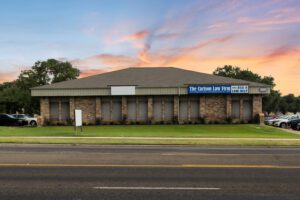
212,65 -> 300,114
0,59 -> 80,114
213,65 -> 275,88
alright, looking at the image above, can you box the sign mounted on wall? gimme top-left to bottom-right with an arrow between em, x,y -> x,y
111,86 -> 136,95
188,85 -> 249,94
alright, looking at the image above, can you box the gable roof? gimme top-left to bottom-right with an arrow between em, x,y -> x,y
32,67 -> 270,90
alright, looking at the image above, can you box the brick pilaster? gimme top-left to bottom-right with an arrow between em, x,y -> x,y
69,97 -> 75,120
40,97 -> 50,121
239,96 -> 244,121
96,97 -> 101,120
173,96 -> 179,122
226,95 -> 232,118
147,97 -> 153,123
200,95 -> 206,118
121,96 -> 127,121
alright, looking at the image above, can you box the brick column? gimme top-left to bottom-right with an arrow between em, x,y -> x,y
239,96 -> 244,121
200,95 -> 206,118
226,95 -> 232,118
187,97 -> 191,121
173,96 -> 179,122
136,97 -> 139,121
110,98 -> 113,122
69,97 -> 75,120
162,97 -> 165,122
95,97 -> 101,120
253,95 -> 262,117
121,96 -> 127,121
58,98 -> 62,122
40,97 -> 50,120
147,97 -> 153,123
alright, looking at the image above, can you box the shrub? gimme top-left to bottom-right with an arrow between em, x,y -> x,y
172,116 -> 179,124
95,117 -> 102,125
121,114 -> 127,125
253,114 -> 260,124
66,118 -> 74,126
198,116 -> 206,124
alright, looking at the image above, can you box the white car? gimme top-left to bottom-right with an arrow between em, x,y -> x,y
12,114 -> 37,126
266,118 -> 281,126
273,115 -> 300,128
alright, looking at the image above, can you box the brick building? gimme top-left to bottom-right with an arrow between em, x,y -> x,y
31,67 -> 271,125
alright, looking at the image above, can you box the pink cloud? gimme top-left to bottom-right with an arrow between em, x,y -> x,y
0,71 -> 19,83
122,30 -> 150,41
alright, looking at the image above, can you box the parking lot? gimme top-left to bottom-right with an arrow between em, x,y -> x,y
265,113 -> 300,131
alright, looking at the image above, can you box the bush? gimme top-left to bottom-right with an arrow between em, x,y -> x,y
198,116 -> 206,124
66,118 -> 74,126
172,116 -> 179,124
253,114 -> 260,124
121,115 -> 127,125
225,117 -> 232,124
95,117 -> 102,125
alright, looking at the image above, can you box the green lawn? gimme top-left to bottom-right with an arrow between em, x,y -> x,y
0,124 -> 299,138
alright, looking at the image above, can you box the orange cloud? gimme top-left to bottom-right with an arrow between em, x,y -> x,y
72,54 -> 138,68
122,30 -> 150,41
238,7 -> 300,26
0,71 -> 19,83
79,68 -> 108,78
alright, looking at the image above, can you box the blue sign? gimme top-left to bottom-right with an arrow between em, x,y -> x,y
188,85 -> 248,94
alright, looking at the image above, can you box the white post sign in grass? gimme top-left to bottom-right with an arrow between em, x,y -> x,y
74,109 -> 83,135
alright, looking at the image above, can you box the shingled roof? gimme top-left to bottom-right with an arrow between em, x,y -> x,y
32,67 -> 270,89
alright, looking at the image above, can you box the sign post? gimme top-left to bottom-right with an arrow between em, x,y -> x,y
74,109 -> 83,136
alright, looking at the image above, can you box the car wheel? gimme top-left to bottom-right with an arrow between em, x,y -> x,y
30,121 -> 37,126
297,124 -> 300,131
280,123 -> 287,128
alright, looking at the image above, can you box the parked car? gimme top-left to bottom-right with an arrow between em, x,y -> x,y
0,114 -> 28,126
288,119 -> 300,130
273,115 -> 300,128
12,114 -> 37,126
264,116 -> 277,125
266,116 -> 284,126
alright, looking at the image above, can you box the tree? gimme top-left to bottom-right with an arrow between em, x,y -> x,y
213,65 -> 282,113
262,90 -> 281,113
17,59 -> 80,89
213,65 -> 275,87
0,59 -> 80,114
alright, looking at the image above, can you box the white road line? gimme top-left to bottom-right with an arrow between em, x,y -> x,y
93,186 -> 221,190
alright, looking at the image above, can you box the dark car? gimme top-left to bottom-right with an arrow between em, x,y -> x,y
288,119 -> 300,130
0,114 -> 28,126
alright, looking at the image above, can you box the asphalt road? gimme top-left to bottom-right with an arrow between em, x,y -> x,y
0,144 -> 300,200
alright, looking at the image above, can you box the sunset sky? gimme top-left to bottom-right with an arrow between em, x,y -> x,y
0,0 -> 299,95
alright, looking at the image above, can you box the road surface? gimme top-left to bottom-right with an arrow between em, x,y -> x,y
0,144 -> 299,200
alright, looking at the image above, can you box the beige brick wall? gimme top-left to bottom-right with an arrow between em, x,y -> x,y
147,96 -> 153,123
74,97 -> 96,124
40,97 -> 50,121
69,97 -> 75,120
39,94 -> 263,125
253,95 -> 262,116
203,95 -> 227,122
226,95 -> 232,118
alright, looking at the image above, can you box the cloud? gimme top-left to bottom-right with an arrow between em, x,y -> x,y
257,46 -> 300,64
0,71 -> 19,83
72,54 -> 138,68
79,68 -> 108,78
238,7 -> 300,26
122,30 -> 150,41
